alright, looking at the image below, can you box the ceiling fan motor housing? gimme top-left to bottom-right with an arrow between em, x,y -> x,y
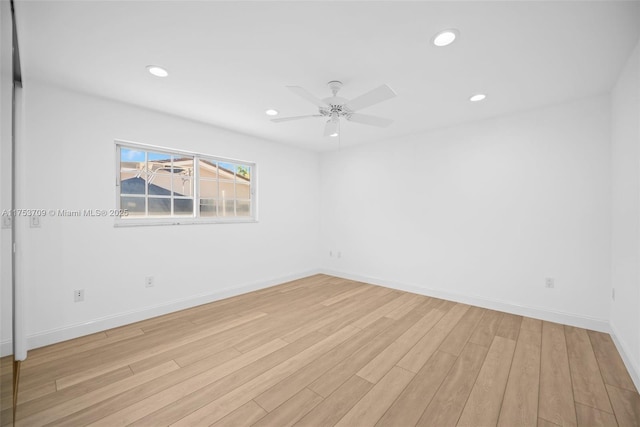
320,81 -> 352,118
319,99 -> 351,118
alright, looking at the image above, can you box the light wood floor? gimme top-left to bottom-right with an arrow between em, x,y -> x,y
2,274 -> 639,426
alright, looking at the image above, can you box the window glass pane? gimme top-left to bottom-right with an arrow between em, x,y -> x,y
121,172 -> 147,195
121,148 -> 146,163
200,179 -> 218,199
236,200 -> 251,216
148,152 -> 171,162
148,197 -> 171,216
199,159 -> 217,180
219,181 -> 235,200
120,196 -> 145,216
147,152 -> 172,198
172,176 -> 193,197
218,162 -> 235,182
150,168 -> 172,194
147,153 -> 170,184
173,199 -> 194,216
120,162 -> 144,182
147,178 -> 172,196
199,199 -> 218,217
236,165 -> 251,181
120,148 -> 146,195
236,183 -> 250,199
172,157 -> 194,196
220,199 -> 235,216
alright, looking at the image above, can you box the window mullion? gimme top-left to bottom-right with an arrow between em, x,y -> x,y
145,151 -> 149,216
116,145 -> 121,210
170,155 -> 174,217
194,156 -> 200,218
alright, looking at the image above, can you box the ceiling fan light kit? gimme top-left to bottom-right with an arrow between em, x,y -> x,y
272,80 -> 397,138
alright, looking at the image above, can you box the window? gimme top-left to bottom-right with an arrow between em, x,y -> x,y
116,141 -> 256,225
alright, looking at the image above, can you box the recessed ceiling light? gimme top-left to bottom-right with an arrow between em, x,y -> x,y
469,94 -> 487,102
433,29 -> 459,47
265,109 -> 279,116
146,65 -> 168,77
329,132 -> 339,137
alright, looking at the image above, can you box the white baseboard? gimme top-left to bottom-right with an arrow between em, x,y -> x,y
14,269 -> 320,356
609,322 -> 640,393
320,269 -> 611,333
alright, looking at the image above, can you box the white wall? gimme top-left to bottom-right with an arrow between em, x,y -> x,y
18,81 -> 320,349
320,95 -> 612,330
611,39 -> 640,388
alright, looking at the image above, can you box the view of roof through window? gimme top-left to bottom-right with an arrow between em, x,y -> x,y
118,145 -> 254,221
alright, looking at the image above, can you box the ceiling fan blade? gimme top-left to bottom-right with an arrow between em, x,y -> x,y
286,86 -> 330,108
345,84 -> 397,111
271,114 -> 323,123
347,113 -> 394,127
323,119 -> 339,137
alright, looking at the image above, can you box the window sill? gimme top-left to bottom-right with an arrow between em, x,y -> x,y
114,217 -> 258,227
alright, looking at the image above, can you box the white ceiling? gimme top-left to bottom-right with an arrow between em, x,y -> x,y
15,1 -> 640,151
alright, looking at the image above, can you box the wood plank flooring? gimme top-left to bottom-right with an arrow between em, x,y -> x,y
3,274 -> 639,426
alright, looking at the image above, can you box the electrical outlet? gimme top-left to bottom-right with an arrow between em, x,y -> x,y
1,216 -> 11,229
30,216 -> 41,228
545,278 -> 555,288
329,250 -> 333,257
145,276 -> 154,288
74,289 -> 84,302
612,288 -> 616,300
337,251 -> 342,259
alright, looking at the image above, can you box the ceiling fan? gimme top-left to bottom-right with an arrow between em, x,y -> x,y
271,81 -> 397,137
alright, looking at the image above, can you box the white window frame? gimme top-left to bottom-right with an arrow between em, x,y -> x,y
115,140 -> 257,227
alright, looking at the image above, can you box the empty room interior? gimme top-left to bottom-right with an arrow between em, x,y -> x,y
1,1 -> 640,426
